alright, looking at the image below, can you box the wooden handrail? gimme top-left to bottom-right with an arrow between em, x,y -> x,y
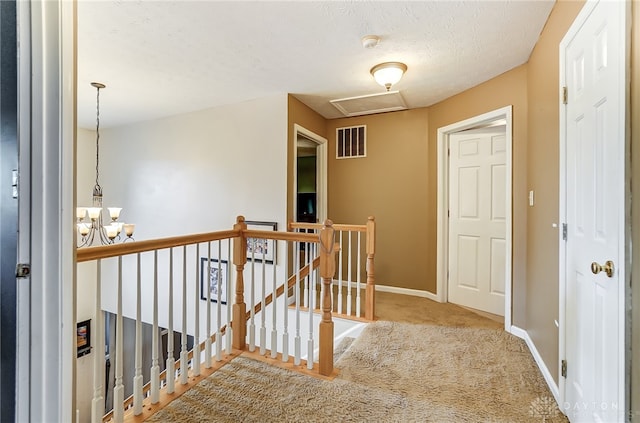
77,230 -> 240,262
289,222 -> 367,232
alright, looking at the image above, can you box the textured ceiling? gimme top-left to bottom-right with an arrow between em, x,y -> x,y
78,1 -> 555,128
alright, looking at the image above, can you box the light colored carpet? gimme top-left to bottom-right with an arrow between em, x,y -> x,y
146,321 -> 566,422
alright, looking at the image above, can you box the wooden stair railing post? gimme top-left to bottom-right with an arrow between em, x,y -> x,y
319,220 -> 336,376
232,216 -> 248,350
365,216 -> 376,321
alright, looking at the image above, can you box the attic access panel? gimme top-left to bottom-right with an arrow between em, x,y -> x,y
330,91 -> 407,117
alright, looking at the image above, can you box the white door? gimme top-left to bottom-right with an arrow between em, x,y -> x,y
448,127 -> 506,316
562,1 -> 626,421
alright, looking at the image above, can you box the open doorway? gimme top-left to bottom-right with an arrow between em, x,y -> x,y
436,106 -> 513,331
293,124 -> 327,224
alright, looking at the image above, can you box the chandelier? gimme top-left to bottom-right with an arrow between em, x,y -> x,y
76,82 -> 135,247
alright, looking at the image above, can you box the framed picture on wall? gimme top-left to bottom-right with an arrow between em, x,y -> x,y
200,258 -> 229,304
245,220 -> 277,264
77,319 -> 91,358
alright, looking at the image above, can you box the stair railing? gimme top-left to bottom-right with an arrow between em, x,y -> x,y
289,216 -> 376,321
76,215 -> 340,423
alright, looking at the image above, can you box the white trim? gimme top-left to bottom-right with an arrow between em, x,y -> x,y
293,124 -> 328,223
436,106 -> 513,331
510,326 -> 561,406
558,0 -> 629,412
375,284 -> 440,302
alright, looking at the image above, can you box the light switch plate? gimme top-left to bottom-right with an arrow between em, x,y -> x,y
528,190 -> 534,206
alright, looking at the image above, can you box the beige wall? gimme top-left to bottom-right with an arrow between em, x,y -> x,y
326,109 -> 430,290
525,0 -> 584,383
428,65 -> 528,324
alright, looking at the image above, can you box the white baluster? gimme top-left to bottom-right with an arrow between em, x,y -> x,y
294,242 -> 301,365
193,245 -> 201,377
260,249 -> 267,355
133,254 -> 143,414
180,246 -> 188,385
113,257 -> 124,423
338,231 -> 343,315
356,232 -> 362,318
166,249 -> 175,394
249,244 -> 256,352
205,243 -> 212,368
215,241 -> 222,361
271,240 -> 278,359
282,241 -> 290,362
303,243 -> 309,308
151,250 -> 160,402
225,240 -> 232,354
307,251 -> 314,370
91,260 -> 104,423
347,231 -> 353,316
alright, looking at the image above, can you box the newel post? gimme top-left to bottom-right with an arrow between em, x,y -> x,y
319,220 -> 336,376
232,216 -> 248,350
365,216 -> 376,321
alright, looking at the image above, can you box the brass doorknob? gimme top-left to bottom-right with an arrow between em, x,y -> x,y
591,260 -> 614,278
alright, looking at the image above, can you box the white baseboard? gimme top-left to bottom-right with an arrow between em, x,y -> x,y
374,284 -> 440,302
510,325 -> 560,404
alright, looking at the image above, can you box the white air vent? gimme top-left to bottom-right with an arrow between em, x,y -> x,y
336,125 -> 366,159
330,91 -> 407,117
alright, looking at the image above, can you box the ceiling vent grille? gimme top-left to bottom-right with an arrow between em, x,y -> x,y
330,91 -> 407,117
336,125 -> 366,159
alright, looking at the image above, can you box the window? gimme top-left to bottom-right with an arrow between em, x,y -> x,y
336,125 -> 366,159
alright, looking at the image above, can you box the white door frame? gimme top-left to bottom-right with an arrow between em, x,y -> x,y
558,0 -> 629,410
436,106 -> 513,331
293,124 -> 328,223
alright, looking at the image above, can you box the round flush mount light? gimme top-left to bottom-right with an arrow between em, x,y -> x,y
370,62 -> 407,91
361,35 -> 380,49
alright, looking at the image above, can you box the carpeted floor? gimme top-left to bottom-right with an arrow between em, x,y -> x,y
147,317 -> 566,422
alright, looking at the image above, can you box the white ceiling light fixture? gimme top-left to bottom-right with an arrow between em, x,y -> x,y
370,62 -> 407,91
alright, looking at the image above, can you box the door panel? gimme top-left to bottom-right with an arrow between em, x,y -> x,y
448,129 -> 506,316
563,1 -> 625,421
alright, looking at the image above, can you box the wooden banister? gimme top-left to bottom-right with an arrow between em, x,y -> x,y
318,220 -> 336,376
232,216 -> 248,351
289,221 -> 366,232
365,216 -> 376,321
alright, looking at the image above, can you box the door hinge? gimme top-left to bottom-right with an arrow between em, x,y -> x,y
16,263 -> 30,278
562,86 -> 568,105
561,359 -> 567,378
562,223 -> 568,241
448,210 -> 450,218
447,148 -> 450,157
12,169 -> 18,199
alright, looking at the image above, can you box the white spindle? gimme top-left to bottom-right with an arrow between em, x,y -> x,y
294,242 -> 301,365
166,249 -> 175,394
113,257 -> 124,423
356,232 -> 362,317
225,240 -> 232,354
270,241 -> 278,359
307,253 -> 314,370
249,244 -> 256,352
215,240 -> 222,361
303,244 -> 309,308
133,254 -> 143,414
180,246 -> 188,385
338,230 -> 343,315
193,245 -> 201,377
347,231 -> 353,315
260,250 -> 267,355
91,260 -> 104,423
151,250 -> 160,403
205,243 -> 212,368
311,243 -> 318,310
282,241 -> 290,362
